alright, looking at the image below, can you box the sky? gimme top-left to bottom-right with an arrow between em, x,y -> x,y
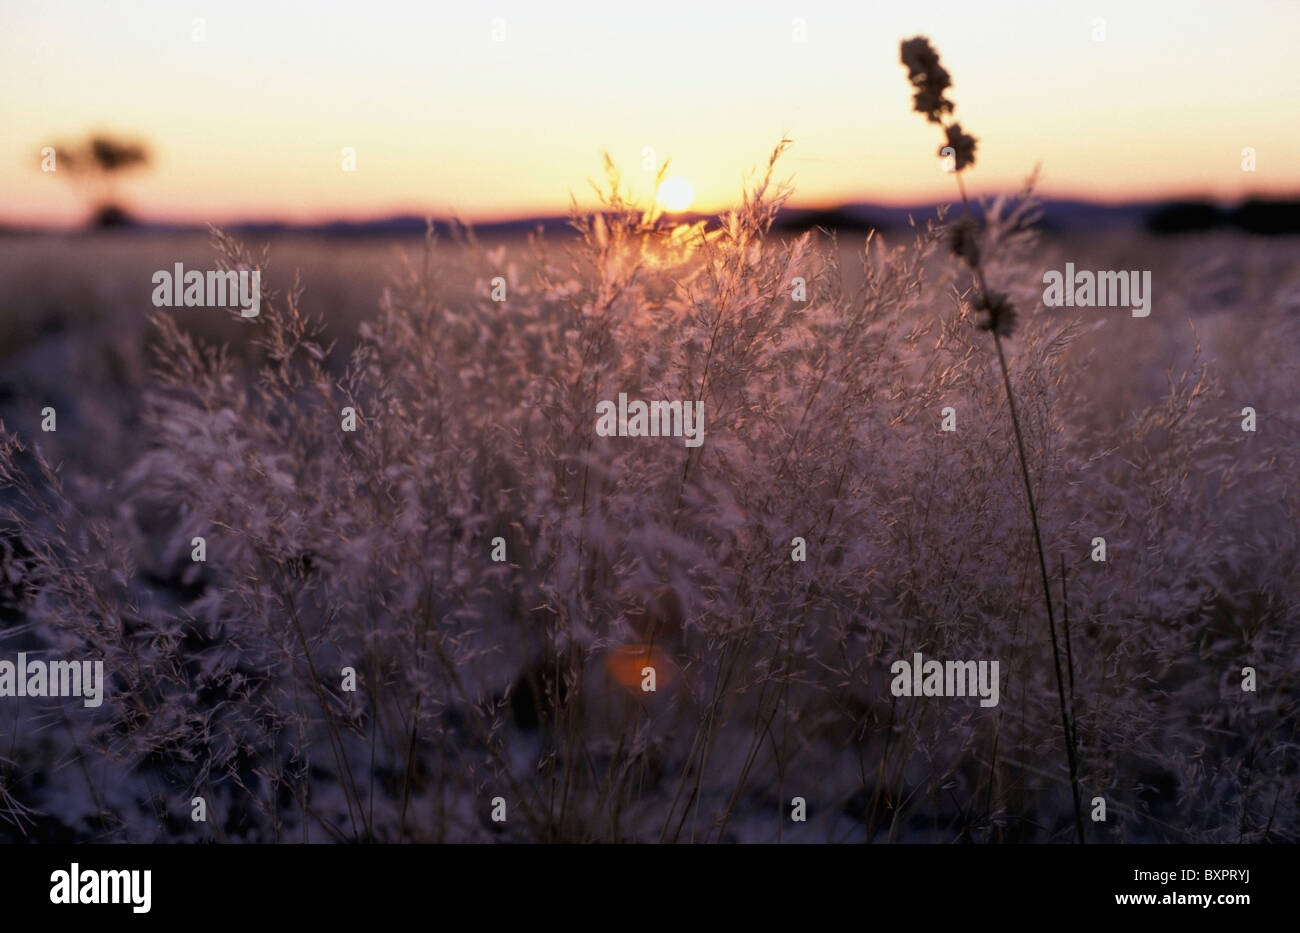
2,0 -> 1298,228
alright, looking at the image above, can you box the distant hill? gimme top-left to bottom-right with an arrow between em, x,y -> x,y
1142,198 -> 1300,235
4,197 -> 1298,238
774,198 -> 1300,236
231,197 -> 1300,238
224,200 -> 1159,238
771,199 -> 1155,234
232,215 -> 578,238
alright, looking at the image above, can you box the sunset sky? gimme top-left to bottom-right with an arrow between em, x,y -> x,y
2,0 -> 1298,228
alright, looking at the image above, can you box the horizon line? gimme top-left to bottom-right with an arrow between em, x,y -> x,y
6,190 -> 1300,235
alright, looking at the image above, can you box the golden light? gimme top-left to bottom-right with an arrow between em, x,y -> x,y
655,176 -> 696,213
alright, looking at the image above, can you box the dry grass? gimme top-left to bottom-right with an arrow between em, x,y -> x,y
0,139 -> 1297,844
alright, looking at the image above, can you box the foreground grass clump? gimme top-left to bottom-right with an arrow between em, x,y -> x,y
1,149 -> 1297,843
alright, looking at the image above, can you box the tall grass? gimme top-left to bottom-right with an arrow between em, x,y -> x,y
902,35 -> 1085,841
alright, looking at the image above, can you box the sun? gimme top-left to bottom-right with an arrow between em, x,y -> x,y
655,176 -> 695,213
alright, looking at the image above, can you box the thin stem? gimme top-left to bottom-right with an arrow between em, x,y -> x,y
991,330 -> 1084,844
945,144 -> 1086,842
1060,553 -> 1077,749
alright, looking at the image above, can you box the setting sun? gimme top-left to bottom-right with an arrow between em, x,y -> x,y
656,176 -> 696,213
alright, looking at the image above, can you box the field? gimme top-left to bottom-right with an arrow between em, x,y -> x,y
1,173 -> 1298,842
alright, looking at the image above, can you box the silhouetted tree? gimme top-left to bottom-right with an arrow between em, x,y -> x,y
51,134 -> 151,228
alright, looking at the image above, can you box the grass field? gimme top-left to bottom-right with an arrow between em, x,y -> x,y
1,175 -> 1298,841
